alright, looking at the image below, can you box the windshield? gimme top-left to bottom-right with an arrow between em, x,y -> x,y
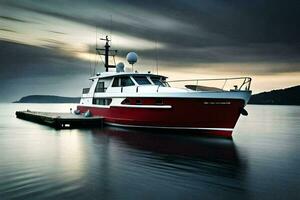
121,77 -> 135,87
133,76 -> 151,85
150,77 -> 168,87
112,76 -> 135,87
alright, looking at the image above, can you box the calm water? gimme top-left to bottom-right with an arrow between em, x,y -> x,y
0,103 -> 299,200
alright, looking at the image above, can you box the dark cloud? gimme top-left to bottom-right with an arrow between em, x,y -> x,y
0,40 -> 89,79
0,15 -> 30,23
7,0 -> 300,45
5,0 -> 300,63
0,40 -> 93,102
0,0 -> 299,101
38,38 -> 67,47
6,1 -> 227,48
121,44 -> 300,63
0,28 -> 17,33
95,43 -> 300,74
47,30 -> 66,35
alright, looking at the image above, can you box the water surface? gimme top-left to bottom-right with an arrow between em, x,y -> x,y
0,103 -> 299,199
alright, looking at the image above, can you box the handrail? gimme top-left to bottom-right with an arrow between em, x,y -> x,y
156,84 -> 161,92
115,77 -> 251,93
167,76 -> 251,83
167,77 -> 252,91
156,81 -> 169,92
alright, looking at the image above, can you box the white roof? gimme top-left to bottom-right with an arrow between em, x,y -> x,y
89,72 -> 167,80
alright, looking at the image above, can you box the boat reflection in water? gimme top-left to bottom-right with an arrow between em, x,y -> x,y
91,126 -> 246,183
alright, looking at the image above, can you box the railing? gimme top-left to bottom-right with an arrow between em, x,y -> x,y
165,77 -> 252,92
104,77 -> 251,93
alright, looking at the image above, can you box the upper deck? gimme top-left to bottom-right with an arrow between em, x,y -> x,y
82,70 -> 251,96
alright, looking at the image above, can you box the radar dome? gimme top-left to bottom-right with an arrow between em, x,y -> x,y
126,52 -> 138,65
116,62 -> 125,72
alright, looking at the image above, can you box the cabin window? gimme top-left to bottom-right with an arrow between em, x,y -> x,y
82,88 -> 90,94
133,76 -> 151,85
95,81 -> 106,92
121,77 -> 135,87
112,76 -> 135,87
150,77 -> 166,86
93,98 -> 112,105
112,78 -> 120,87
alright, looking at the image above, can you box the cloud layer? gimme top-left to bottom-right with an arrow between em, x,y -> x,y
0,0 -> 299,101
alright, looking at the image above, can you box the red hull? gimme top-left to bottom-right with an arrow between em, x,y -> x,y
77,98 -> 245,138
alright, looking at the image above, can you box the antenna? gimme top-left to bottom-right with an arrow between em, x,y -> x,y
89,47 -> 92,76
155,39 -> 158,75
96,35 -> 117,72
94,26 -> 98,76
110,15 -> 112,45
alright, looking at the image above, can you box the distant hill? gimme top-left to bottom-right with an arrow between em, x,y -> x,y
249,85 -> 300,105
14,95 -> 80,103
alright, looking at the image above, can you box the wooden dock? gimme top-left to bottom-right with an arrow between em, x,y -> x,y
16,111 -> 104,129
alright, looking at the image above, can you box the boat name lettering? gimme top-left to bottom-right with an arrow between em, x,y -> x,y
204,102 -> 231,105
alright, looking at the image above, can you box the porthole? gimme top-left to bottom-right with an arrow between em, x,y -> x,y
136,99 -> 142,105
155,99 -> 163,105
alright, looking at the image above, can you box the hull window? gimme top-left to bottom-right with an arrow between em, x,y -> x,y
155,98 -> 163,105
93,98 -> 112,105
136,99 -> 142,105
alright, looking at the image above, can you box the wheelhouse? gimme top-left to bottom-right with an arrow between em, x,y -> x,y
82,73 -> 168,95
108,74 -> 168,87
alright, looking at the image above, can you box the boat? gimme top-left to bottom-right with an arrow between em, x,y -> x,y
77,36 -> 252,137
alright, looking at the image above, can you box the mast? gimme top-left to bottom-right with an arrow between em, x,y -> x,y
104,37 -> 109,72
96,36 -> 117,72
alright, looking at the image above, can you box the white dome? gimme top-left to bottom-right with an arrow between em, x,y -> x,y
126,52 -> 138,65
116,62 -> 125,72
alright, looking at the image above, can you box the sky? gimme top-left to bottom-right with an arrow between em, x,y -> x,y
0,0 -> 299,102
